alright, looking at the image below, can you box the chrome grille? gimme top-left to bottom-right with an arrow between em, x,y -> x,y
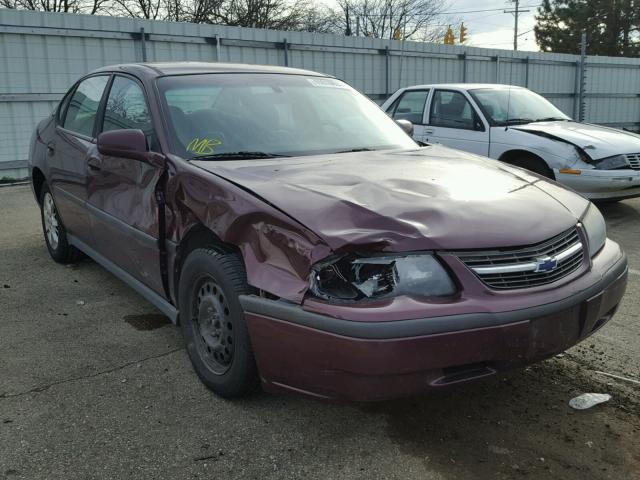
454,228 -> 585,290
625,153 -> 640,169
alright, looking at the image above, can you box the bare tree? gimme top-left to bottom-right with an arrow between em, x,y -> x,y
0,0 -> 78,12
293,3 -> 337,33
1,0 -> 448,40
158,0 -> 314,30
330,0 -> 447,40
207,0 -> 304,29
1,0 -> 116,14
165,0 -> 223,23
112,0 -> 162,18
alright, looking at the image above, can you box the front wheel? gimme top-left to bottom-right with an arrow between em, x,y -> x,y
178,248 -> 259,398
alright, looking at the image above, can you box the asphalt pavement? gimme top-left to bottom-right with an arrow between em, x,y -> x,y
1,184 -> 638,480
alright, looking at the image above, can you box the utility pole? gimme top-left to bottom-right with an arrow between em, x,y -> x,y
578,31 -> 587,122
505,0 -> 530,50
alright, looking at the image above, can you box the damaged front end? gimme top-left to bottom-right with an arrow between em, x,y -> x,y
512,125 -> 637,171
309,252 -> 457,302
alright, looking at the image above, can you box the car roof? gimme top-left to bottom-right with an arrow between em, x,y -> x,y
91,62 -> 330,79
402,83 -> 526,91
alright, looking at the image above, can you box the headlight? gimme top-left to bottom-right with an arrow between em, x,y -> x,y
581,203 -> 606,257
594,154 -> 629,170
309,253 -> 457,301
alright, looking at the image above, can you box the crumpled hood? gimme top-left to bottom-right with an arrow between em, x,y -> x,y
193,145 -> 590,252
514,121 -> 640,160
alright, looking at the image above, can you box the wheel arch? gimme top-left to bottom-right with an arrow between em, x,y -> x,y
32,167 -> 46,204
171,223 -> 247,322
498,149 -> 555,180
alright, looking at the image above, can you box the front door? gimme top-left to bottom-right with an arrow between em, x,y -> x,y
425,89 -> 490,156
86,75 -> 165,295
49,75 -> 110,243
386,89 -> 431,143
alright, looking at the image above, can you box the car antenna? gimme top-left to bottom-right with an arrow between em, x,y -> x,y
505,85 -> 512,131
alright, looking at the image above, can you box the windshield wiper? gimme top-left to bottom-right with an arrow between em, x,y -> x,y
190,151 -> 290,161
335,147 -> 377,153
501,118 -> 534,126
534,117 -> 570,122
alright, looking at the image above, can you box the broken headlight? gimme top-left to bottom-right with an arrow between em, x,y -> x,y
310,253 -> 457,301
594,154 -> 629,170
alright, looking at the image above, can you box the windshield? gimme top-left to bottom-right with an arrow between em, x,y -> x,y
157,73 -> 417,159
469,88 -> 570,126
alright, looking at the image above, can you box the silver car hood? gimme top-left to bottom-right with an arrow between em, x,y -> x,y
514,121 -> 640,160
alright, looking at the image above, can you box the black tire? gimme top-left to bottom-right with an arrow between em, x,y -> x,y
178,248 -> 259,398
39,183 -> 80,264
507,154 -> 555,180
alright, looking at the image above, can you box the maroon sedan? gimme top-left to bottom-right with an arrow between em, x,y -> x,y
28,63 -> 627,401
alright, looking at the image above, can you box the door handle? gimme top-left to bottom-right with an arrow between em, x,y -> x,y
87,157 -> 102,171
424,128 -> 435,134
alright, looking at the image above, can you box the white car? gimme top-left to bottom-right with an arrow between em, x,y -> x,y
382,84 -> 640,201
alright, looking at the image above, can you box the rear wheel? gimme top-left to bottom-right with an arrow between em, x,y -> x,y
505,153 -> 555,180
178,248 -> 258,398
39,183 -> 79,264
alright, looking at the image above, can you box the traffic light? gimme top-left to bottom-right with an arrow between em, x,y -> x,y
444,25 -> 455,45
459,23 -> 468,43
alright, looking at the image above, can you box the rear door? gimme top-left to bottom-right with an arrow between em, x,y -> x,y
49,75 -> 110,243
385,89 -> 431,142
86,74 -> 165,295
425,89 -> 490,156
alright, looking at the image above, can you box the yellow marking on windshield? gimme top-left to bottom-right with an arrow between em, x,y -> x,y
187,138 -> 223,155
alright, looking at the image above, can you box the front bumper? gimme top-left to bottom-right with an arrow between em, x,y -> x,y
241,242 -> 628,401
555,168 -> 640,200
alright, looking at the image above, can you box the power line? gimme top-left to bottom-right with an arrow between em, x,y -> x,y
438,5 -> 539,15
504,0 -> 531,50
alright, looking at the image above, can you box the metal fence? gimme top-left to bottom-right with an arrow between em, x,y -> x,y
2,9 -> 640,178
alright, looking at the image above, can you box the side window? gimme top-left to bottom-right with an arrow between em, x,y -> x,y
57,90 -> 73,124
430,90 -> 483,131
102,76 -> 153,139
62,76 -> 109,137
391,90 -> 429,124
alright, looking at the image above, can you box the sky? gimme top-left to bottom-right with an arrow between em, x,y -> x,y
443,0 -> 541,51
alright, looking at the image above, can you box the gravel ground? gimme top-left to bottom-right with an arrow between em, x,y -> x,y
0,184 -> 638,480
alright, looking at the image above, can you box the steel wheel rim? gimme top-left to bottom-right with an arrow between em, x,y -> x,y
43,193 -> 60,250
191,277 -> 234,375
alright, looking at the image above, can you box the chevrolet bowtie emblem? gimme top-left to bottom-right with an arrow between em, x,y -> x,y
534,256 -> 558,273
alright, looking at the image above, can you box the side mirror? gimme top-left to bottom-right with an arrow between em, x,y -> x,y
98,129 -> 151,162
395,119 -> 414,136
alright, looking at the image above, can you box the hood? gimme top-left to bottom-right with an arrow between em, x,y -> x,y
193,146 -> 590,252
514,121 -> 640,160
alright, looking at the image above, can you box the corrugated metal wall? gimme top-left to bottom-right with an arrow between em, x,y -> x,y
2,9 -> 640,178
